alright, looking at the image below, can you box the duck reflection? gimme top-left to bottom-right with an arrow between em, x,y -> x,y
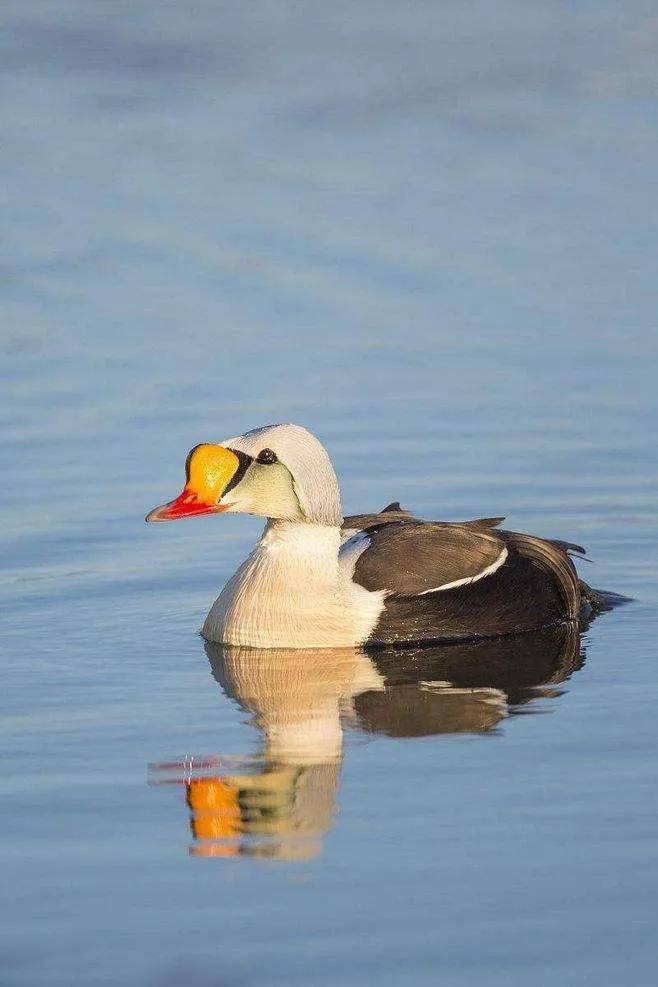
150,623 -> 583,860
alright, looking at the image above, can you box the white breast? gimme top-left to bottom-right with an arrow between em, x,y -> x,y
202,522 -> 385,649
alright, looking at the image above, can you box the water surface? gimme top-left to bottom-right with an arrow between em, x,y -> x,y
2,2 -> 657,984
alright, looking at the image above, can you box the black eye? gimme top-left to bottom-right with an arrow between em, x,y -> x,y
256,448 -> 277,465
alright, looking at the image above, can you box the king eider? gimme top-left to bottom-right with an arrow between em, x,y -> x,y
146,423 -> 607,649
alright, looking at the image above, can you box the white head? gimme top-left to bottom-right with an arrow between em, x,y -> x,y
146,423 -> 342,526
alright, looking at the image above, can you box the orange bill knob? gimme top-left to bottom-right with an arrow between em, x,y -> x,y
145,444 -> 244,522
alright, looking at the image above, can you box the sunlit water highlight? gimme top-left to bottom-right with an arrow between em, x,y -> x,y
2,2 -> 657,985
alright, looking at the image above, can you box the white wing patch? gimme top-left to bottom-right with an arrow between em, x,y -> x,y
339,530 -> 371,568
418,546 -> 509,595
339,532 -> 387,644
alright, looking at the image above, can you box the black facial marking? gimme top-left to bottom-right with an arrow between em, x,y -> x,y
256,448 -> 277,465
223,449 -> 253,495
185,444 -> 204,483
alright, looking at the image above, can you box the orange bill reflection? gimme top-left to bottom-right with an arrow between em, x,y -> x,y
150,755 -> 337,860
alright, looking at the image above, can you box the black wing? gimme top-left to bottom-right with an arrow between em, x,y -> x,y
342,503 -> 416,533
342,504 -> 504,537
352,520 -> 506,596
348,519 -> 583,645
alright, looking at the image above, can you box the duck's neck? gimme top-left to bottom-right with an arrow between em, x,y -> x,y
259,518 -> 342,564
203,519 -> 349,648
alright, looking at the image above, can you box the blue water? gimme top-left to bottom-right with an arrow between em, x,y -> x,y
2,2 -> 657,984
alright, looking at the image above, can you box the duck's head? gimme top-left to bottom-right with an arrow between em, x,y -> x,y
146,423 -> 342,526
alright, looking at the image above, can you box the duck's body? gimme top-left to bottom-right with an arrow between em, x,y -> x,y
201,509 -> 589,648
147,423 -> 601,649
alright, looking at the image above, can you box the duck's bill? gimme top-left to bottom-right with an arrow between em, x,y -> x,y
146,444 -> 244,522
145,488 -> 229,522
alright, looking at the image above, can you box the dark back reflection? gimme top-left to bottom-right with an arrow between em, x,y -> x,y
150,623 -> 584,860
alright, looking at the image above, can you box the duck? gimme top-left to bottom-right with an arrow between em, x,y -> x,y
146,422 -> 607,649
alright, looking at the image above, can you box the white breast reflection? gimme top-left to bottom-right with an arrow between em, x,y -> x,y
150,624 -> 582,860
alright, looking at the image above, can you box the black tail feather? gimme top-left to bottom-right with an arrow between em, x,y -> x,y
579,582 -> 632,613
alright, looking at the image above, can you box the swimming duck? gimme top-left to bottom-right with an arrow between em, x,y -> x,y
146,423 -> 602,649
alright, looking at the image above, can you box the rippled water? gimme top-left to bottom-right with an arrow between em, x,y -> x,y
2,2 -> 658,985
